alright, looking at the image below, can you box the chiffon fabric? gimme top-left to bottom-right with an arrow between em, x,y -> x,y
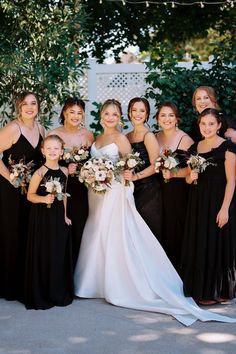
180,140 -> 236,301
74,142 -> 236,326
25,167 -> 74,310
131,140 -> 162,241
0,128 -> 43,301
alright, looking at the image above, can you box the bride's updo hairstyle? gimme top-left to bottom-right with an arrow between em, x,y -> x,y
127,97 -> 150,122
100,99 -> 123,118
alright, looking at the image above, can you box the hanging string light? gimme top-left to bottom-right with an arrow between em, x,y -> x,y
103,0 -> 236,7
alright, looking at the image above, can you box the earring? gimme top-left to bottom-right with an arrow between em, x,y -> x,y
217,129 -> 220,135
175,123 -> 179,131
100,120 -> 105,128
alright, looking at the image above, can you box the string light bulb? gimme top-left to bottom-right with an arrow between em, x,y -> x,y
122,0 -> 126,4
146,1 -> 149,7
171,1 -> 175,7
200,2 -> 204,7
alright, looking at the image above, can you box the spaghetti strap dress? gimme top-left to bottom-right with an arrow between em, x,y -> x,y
0,124 -> 43,301
131,138 -> 162,241
180,140 -> 236,301
160,136 -> 189,273
25,167 -> 74,310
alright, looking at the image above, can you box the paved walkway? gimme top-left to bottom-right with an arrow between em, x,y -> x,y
0,298 -> 236,354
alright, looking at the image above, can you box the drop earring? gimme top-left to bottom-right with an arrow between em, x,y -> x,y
175,123 -> 178,131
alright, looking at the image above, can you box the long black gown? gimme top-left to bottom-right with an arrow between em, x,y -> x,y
180,140 -> 236,301
25,167 -> 74,310
0,131 -> 43,301
131,141 -> 162,241
66,176 -> 89,269
160,148 -> 189,273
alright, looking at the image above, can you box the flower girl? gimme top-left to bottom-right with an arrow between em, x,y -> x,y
25,135 -> 74,310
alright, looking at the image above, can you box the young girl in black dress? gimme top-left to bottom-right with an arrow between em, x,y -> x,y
25,135 -> 74,310
181,108 -> 236,305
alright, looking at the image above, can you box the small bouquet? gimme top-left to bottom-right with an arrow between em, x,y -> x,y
63,146 -> 89,176
79,156 -> 115,194
114,151 -> 144,186
8,155 -> 35,194
187,154 -> 215,185
42,177 -> 70,208
155,148 -> 179,183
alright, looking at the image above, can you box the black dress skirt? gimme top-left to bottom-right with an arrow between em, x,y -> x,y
0,133 -> 43,301
180,140 -> 236,301
25,167 -> 74,310
131,141 -> 162,241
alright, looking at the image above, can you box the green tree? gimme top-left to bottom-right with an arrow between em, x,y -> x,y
145,41 -> 236,132
83,0 -> 236,62
0,0 -> 88,128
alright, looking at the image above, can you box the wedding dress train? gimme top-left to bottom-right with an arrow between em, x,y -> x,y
74,143 -> 236,326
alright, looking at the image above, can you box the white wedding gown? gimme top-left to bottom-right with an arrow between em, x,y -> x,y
74,142 -> 236,326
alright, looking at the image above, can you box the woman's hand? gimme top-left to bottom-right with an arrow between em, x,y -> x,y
65,215 -> 72,226
189,170 -> 198,183
68,163 -> 77,175
216,208 -> 229,228
162,169 -> 172,181
44,193 -> 55,205
123,169 -> 134,181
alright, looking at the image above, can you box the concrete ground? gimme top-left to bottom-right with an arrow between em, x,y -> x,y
0,298 -> 236,354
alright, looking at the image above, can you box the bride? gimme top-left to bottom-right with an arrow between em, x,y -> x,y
74,99 -> 236,326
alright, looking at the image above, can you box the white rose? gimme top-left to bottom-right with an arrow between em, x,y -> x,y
54,181 -> 62,194
164,157 -> 178,170
74,155 -> 81,161
9,173 -> 15,181
64,152 -> 71,160
45,181 -> 54,193
116,160 -> 126,167
78,149 -> 85,154
127,158 -> 137,169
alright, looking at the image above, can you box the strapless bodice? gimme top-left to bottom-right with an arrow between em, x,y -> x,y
91,142 -> 119,163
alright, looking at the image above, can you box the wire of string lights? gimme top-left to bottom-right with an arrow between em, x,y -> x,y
100,0 -> 235,8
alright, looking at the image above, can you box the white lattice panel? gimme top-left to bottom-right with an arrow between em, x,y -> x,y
96,72 -> 148,105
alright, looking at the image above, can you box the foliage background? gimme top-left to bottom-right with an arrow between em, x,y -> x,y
0,0 -> 88,128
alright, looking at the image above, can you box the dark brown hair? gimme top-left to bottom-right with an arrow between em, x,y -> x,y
198,108 -> 222,125
155,102 -> 181,123
59,97 -> 85,125
127,97 -> 150,121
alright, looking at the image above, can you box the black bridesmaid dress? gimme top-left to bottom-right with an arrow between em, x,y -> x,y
131,141 -> 162,241
0,129 -> 43,301
160,147 -> 189,273
180,140 -> 236,301
66,175 -> 89,269
25,167 -> 74,310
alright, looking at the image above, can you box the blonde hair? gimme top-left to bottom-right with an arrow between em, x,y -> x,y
41,135 -> 65,149
100,99 -> 123,117
192,86 -> 221,111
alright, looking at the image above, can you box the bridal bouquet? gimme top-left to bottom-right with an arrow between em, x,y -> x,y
63,146 -> 89,176
114,151 -> 144,186
155,148 -> 179,183
79,156 -> 115,194
8,156 -> 35,194
42,177 -> 70,208
187,154 -> 215,185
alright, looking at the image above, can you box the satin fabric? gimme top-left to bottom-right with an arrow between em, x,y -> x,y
74,142 -> 236,326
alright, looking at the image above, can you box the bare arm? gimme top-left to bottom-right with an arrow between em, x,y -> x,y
61,166 -> 72,225
0,122 -> 20,181
116,134 -> 132,156
216,150 -> 236,228
27,167 -> 55,205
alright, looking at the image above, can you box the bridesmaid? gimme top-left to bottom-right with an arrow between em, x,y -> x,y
190,86 -> 236,142
0,91 -> 45,301
181,108 -> 236,305
49,97 -> 94,268
125,97 -> 162,240
155,102 -> 193,271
